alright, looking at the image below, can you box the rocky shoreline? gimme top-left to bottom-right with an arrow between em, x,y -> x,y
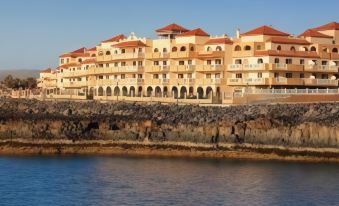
0,98 -> 338,162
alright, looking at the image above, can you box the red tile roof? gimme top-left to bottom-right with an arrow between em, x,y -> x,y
59,47 -> 90,58
177,28 -> 210,37
205,37 -> 233,45
241,25 -> 290,37
87,47 -> 97,51
102,34 -> 126,43
40,68 -> 52,73
59,63 -> 79,68
81,58 -> 96,64
70,47 -> 86,53
299,29 -> 333,38
113,40 -> 147,48
267,37 -> 311,45
156,23 -> 189,33
255,50 -> 320,58
312,22 -> 339,31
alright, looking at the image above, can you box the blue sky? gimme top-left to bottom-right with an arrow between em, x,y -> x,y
0,0 -> 338,70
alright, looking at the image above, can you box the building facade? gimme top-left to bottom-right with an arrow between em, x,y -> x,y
38,22 -> 339,103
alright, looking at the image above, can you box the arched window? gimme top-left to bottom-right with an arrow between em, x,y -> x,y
333,48 -> 338,53
290,46 -> 296,51
78,58 -> 82,62
256,45 -> 262,50
154,48 -> 159,52
180,46 -> 186,51
190,46 -> 194,51
172,47 -> 177,52
277,45 -> 282,51
121,49 -> 125,54
206,46 -> 211,51
257,58 -> 263,64
244,45 -> 251,50
114,50 -> 118,54
106,51 -> 111,55
310,46 -> 316,52
98,51 -> 103,56
216,46 -> 222,51
274,58 -> 280,64
91,54 -> 96,57
163,48 -> 168,53
234,45 -> 241,51
323,47 -> 329,52
303,47 -> 308,51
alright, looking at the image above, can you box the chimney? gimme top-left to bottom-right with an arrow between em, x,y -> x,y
236,28 -> 240,39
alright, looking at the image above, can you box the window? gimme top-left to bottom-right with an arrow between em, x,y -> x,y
216,46 -> 222,51
257,58 -> 263,64
106,75 -> 109,79
215,73 -> 221,78
310,46 -> 316,52
99,75 -> 103,80
234,45 -> 241,51
162,74 -> 167,79
121,62 -> 126,66
321,61 -> 328,65
78,58 -> 82,63
178,74 -> 184,79
188,60 -> 192,65
121,74 -> 125,79
244,45 -> 251,50
332,48 -> 338,53
235,59 -> 242,64
154,48 -> 159,52
187,73 -> 192,79
132,74 -> 136,78
153,74 -> 159,79
285,73 -> 292,78
236,73 -> 242,78
106,51 -> 111,55
99,64 -> 103,68
206,46 -> 211,51
290,46 -> 296,51
207,60 -> 212,65
121,49 -> 125,54
138,48 -> 142,53
274,58 -> 280,64
61,59 -> 64,64
61,79 -> 63,82
190,46 -> 194,51
285,59 -> 292,64
215,59 -> 222,65
106,63 -> 109,67
138,74 -> 143,79
256,45 -> 262,50
179,61 -> 185,65
138,61 -> 143,66
66,58 -> 69,63
300,59 -> 305,65
206,73 -> 211,78
163,61 -> 167,66
114,75 -> 118,79
114,62 -> 118,67
180,46 -> 186,51
300,73 -> 304,78
257,72 -> 262,78
98,51 -> 103,56
154,61 -> 159,66
277,45 -> 282,51
163,48 -> 168,53
321,74 -> 328,79
274,73 -> 279,78
133,61 -> 137,66
172,47 -> 177,52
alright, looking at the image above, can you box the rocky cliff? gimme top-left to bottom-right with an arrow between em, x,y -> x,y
0,98 -> 338,160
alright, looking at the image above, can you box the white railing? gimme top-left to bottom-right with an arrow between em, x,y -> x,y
274,63 -> 287,69
243,64 -> 263,70
228,64 -> 242,70
244,88 -> 339,94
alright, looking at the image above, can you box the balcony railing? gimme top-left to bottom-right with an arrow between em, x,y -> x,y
196,64 -> 225,72
145,65 -> 170,73
305,65 -> 338,72
304,79 -> 338,86
145,52 -> 170,59
170,65 -> 196,72
170,51 -> 197,59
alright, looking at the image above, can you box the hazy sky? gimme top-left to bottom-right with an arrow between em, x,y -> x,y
0,0 -> 338,70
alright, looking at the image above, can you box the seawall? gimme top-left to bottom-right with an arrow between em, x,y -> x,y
0,98 -> 338,161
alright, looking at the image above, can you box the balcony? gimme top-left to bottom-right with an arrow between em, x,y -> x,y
232,50 -> 254,58
170,65 -> 196,72
62,70 -> 88,78
175,78 -> 196,85
227,78 -> 244,86
88,66 -> 144,75
197,51 -> 225,59
63,81 -> 88,88
227,63 -> 304,72
145,78 -> 170,85
112,52 -> 145,60
304,79 -> 338,87
145,52 -> 170,59
196,65 -> 226,72
170,51 -> 197,59
319,52 -> 331,59
227,64 -> 243,71
269,77 -> 304,85
331,52 -> 339,60
145,65 -> 170,73
196,78 -> 226,85
305,65 -> 338,72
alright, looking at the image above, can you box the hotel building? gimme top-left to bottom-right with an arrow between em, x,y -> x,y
38,22 -> 339,103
